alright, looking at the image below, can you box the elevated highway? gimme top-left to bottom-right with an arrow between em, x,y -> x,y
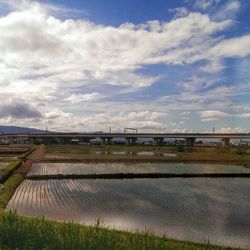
1,132 -> 250,138
1,132 -> 250,146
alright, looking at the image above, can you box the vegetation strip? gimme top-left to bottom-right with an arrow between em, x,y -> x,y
0,160 -> 22,184
0,211 -> 240,250
0,175 -> 24,209
18,147 -> 36,160
0,146 -> 43,209
26,172 -> 250,180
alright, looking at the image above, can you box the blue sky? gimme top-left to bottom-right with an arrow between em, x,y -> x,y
0,0 -> 249,132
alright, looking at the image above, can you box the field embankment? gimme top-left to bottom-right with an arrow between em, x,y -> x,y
27,172 -> 250,180
0,145 -> 44,209
0,161 -> 22,184
0,211 -> 242,250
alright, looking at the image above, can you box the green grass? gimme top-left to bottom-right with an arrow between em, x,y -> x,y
0,160 -> 22,183
18,147 -> 35,160
0,160 -> 24,210
0,211 -> 240,250
0,175 -> 24,209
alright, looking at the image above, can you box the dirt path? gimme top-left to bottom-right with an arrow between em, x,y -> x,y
16,145 -> 44,175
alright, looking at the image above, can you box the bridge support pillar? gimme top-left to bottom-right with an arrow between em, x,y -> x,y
153,137 -> 164,146
186,137 -> 196,147
221,138 -> 230,146
126,137 -> 137,145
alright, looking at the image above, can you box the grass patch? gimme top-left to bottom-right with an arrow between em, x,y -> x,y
0,147 -> 43,209
18,147 -> 35,160
0,175 -> 24,209
0,211 -> 240,250
0,160 -> 22,183
0,161 -> 24,209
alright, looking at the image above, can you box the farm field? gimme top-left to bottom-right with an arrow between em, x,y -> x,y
7,178 -> 250,249
1,144 -> 250,249
44,150 -> 178,161
44,144 -> 179,161
27,162 -> 250,177
0,145 -> 31,161
42,144 -> 250,164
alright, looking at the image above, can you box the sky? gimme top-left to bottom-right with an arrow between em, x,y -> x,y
0,0 -> 249,133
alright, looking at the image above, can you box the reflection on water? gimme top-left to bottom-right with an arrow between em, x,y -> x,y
7,178 -> 250,248
28,162 -> 250,176
137,151 -> 154,156
163,153 -> 176,157
45,150 -> 177,159
112,151 -> 126,155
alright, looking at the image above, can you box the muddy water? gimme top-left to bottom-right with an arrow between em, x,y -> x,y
7,178 -> 250,248
27,162 -> 250,176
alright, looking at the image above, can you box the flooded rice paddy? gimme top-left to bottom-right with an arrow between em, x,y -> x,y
44,151 -> 177,160
27,162 -> 250,176
7,178 -> 250,248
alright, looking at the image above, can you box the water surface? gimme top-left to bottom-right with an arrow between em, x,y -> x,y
45,150 -> 177,159
7,178 -> 250,248
27,162 -> 250,176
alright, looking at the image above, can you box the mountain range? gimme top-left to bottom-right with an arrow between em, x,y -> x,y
0,125 -> 47,134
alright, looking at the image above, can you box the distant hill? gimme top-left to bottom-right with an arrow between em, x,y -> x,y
0,125 -> 48,134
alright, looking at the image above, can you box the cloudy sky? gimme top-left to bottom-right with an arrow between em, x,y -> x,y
0,0 -> 249,133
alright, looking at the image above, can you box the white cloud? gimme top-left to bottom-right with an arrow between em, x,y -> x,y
169,7 -> 189,19
193,0 -> 221,10
213,0 -> 240,20
200,109 -> 250,122
65,92 -> 103,104
45,108 -> 71,120
73,112 -> 167,132
200,110 -> 230,121
209,35 -> 250,58
128,121 -> 166,130
238,113 -> 250,118
0,0 -> 87,17
0,3 -> 234,93
200,59 -> 224,73
0,0 -> 249,132
127,111 -> 166,120
217,127 -> 243,133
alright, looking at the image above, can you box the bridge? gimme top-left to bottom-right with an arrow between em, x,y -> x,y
1,133 -> 250,146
